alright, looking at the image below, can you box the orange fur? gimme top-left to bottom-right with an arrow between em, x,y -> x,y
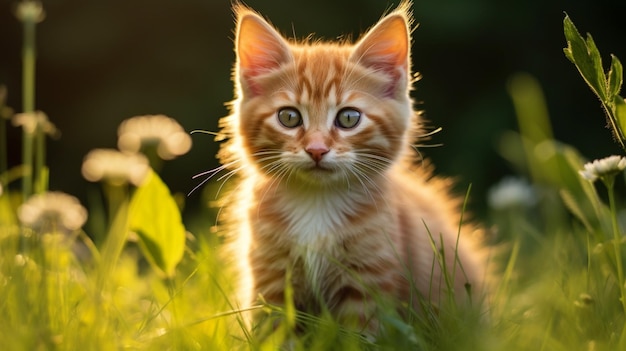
217,1 -> 488,333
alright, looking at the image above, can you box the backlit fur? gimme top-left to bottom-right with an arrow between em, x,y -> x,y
216,1 -> 487,332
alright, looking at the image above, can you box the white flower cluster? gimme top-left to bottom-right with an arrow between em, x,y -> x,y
18,191 -> 87,233
82,149 -> 150,186
12,111 -> 58,136
14,0 -> 45,23
579,155 -> 626,182
488,177 -> 537,210
82,114 -> 190,185
117,114 -> 191,160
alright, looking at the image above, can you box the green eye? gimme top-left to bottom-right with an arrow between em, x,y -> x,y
335,108 -> 361,129
277,107 -> 302,128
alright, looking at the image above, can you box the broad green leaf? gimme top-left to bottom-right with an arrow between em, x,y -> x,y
129,170 -> 186,277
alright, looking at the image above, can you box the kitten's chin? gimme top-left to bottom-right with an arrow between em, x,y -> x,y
292,166 -> 342,186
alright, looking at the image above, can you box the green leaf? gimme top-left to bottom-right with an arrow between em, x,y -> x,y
585,33 -> 608,101
563,15 -> 606,101
609,55 -> 624,100
564,15 -> 626,151
615,96 -> 626,139
129,170 -> 186,277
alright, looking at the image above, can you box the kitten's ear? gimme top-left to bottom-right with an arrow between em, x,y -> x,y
235,7 -> 292,95
351,11 -> 411,95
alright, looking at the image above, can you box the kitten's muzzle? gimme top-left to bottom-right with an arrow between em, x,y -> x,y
306,144 -> 329,163
305,132 -> 330,164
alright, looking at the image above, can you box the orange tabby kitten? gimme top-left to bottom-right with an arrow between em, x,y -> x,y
217,1 -> 487,333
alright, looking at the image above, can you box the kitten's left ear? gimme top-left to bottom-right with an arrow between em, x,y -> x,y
235,7 -> 292,96
351,10 -> 411,95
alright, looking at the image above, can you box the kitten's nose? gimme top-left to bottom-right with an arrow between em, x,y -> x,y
305,141 -> 329,163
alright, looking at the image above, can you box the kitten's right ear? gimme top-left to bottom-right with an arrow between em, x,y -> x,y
235,7 -> 292,96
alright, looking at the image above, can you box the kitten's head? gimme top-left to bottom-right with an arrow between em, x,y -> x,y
224,2 -> 419,187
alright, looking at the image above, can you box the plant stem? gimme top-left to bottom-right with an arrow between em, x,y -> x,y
21,11 -> 37,201
22,20 -> 36,114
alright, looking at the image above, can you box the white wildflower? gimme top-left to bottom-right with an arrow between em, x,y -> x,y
18,191 -> 87,233
117,115 -> 191,160
487,177 -> 537,210
579,155 -> 626,182
12,110 -> 58,136
82,149 -> 150,186
14,0 -> 45,23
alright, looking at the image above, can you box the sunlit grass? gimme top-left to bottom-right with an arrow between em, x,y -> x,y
2,3 -> 626,350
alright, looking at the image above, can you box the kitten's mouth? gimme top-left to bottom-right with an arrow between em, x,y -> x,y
303,163 -> 334,175
308,164 -> 332,172
292,163 -> 338,183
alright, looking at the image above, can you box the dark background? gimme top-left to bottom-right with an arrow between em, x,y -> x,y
1,0 -> 625,221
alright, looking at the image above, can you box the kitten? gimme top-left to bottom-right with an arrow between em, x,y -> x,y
217,1 -> 487,334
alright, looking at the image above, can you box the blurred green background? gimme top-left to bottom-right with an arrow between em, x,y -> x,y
1,0 -> 625,219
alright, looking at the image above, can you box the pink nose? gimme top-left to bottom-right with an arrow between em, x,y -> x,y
305,142 -> 329,163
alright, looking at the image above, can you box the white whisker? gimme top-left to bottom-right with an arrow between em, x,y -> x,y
188,158 -> 244,196
192,166 -> 224,180
215,168 -> 244,198
345,149 -> 396,212
417,126 -> 442,138
257,163 -> 292,217
413,143 -> 444,148
190,129 -> 221,137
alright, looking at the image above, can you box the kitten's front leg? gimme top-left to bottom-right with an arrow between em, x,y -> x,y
330,233 -> 403,340
251,267 -> 286,307
332,286 -> 381,339
248,246 -> 292,324
330,265 -> 402,341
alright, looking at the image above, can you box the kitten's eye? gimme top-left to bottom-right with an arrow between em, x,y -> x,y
335,108 -> 361,129
277,107 -> 302,128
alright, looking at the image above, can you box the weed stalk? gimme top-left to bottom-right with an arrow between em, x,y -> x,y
19,2 -> 38,200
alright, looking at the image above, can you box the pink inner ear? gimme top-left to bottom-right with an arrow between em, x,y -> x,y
237,13 -> 291,95
351,15 -> 410,95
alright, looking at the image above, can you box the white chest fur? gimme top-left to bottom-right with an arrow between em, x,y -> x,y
277,186 -> 365,248
274,186 -> 370,292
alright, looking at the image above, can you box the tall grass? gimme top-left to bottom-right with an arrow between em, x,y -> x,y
2,3 -> 626,350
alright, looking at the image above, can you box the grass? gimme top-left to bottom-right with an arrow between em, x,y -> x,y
2,3 -> 626,350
